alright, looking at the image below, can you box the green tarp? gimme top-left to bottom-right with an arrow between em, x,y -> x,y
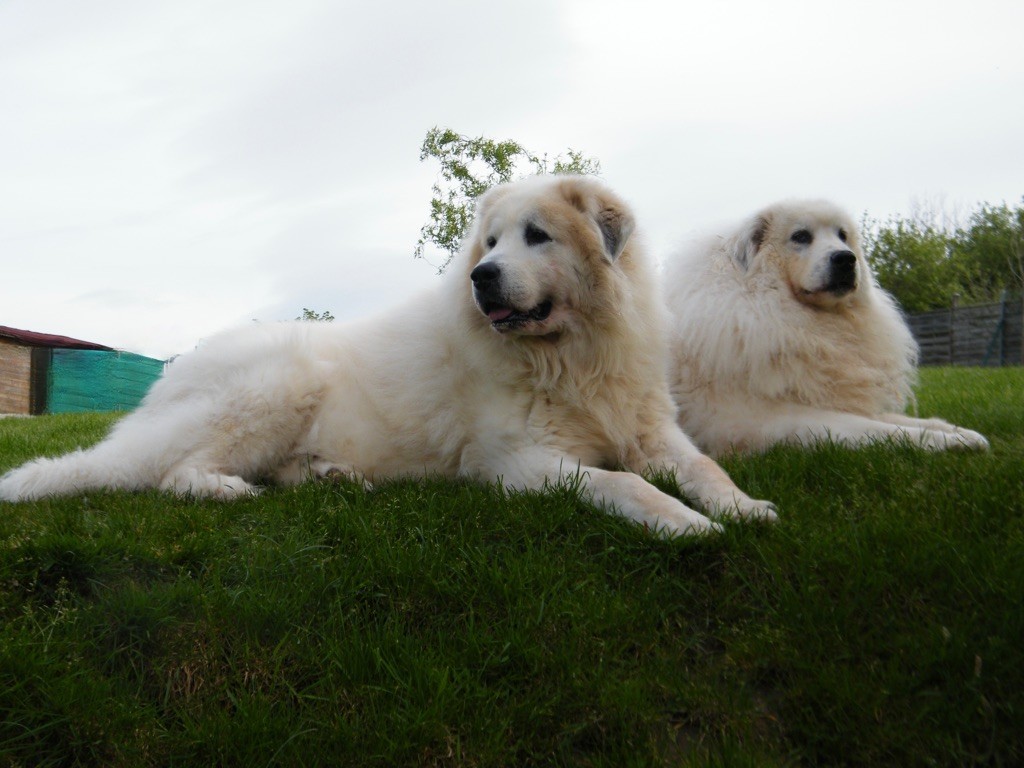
47,349 -> 164,413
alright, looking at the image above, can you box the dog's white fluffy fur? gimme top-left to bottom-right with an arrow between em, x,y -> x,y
0,175 -> 776,536
663,199 -> 989,456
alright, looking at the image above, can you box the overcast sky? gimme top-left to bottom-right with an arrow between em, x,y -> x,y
2,0 -> 1022,360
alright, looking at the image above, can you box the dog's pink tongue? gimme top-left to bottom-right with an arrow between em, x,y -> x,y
488,307 -> 514,322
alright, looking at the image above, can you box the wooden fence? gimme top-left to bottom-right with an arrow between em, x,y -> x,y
905,294 -> 1023,366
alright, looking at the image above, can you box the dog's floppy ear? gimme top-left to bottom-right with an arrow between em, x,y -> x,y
580,183 -> 636,261
594,203 -> 636,261
730,212 -> 769,270
559,177 -> 636,260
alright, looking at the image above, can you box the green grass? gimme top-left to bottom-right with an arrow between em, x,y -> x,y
1,367 -> 1022,766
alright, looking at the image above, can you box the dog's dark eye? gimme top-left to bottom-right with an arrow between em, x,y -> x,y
524,223 -> 552,247
485,236 -> 497,249
790,229 -> 813,245
838,228 -> 848,243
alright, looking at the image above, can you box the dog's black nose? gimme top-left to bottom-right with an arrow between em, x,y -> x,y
830,250 -> 856,270
826,249 -> 858,294
470,262 -> 501,286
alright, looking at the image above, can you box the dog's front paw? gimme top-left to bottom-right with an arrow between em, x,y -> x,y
921,428 -> 989,452
951,428 -> 989,451
719,496 -> 779,523
638,495 -> 724,538
652,511 -> 724,538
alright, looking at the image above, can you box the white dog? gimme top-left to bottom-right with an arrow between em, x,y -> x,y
0,175 -> 777,536
663,199 -> 989,456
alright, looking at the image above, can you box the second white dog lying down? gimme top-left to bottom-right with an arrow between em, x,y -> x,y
663,199 -> 989,456
0,175 -> 777,536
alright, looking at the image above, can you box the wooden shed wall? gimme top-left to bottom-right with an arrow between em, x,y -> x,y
0,338 -> 32,414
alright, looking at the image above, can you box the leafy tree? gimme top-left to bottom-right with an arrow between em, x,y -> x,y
952,199 -> 1024,302
863,216 -> 964,313
864,198 -> 1023,312
415,127 -> 600,271
296,308 -> 335,322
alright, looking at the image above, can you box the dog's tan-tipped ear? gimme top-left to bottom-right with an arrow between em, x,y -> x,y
559,177 -> 636,260
595,203 -> 636,261
731,213 -> 769,269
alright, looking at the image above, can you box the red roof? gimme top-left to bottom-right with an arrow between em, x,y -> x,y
0,325 -> 113,351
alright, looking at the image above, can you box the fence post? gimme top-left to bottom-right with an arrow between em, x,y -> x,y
1001,290 -> 1008,366
949,293 -> 959,365
983,290 -> 1009,367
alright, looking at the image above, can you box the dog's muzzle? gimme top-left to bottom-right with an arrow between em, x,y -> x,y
470,262 -> 553,331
